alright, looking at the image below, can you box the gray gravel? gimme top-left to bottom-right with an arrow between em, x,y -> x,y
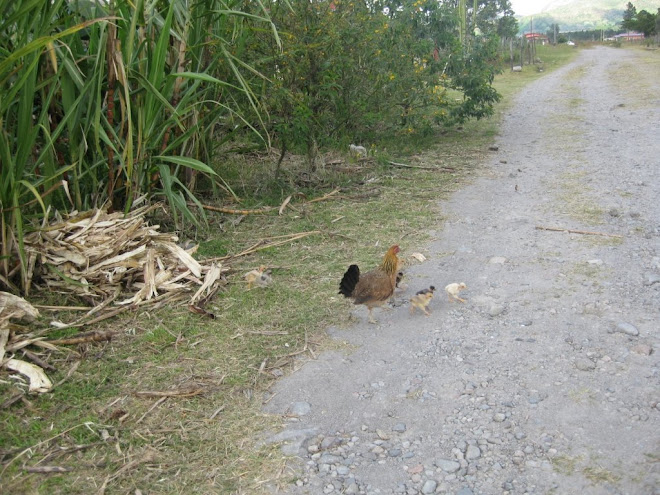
263,46 -> 660,495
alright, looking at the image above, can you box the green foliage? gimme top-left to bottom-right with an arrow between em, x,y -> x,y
474,0 -> 517,39
620,2 -> 658,37
254,0 -> 504,156
622,2 -> 638,30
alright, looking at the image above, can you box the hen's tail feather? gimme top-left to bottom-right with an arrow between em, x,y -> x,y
339,264 -> 360,298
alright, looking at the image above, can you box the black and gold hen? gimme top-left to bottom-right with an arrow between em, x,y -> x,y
339,245 -> 401,324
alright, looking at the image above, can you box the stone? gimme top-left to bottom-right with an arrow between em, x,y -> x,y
466,445 -> 481,460
266,427 -> 319,455
376,429 -> 391,440
644,272 -> 660,286
421,480 -> 438,494
488,305 -> 506,317
393,423 -> 407,433
631,344 -> 652,356
289,401 -> 312,416
321,436 -> 340,449
408,464 -> 424,474
574,357 -> 596,371
345,483 -> 359,494
614,322 -> 639,336
493,413 -> 506,422
436,458 -> 461,473
336,466 -> 350,476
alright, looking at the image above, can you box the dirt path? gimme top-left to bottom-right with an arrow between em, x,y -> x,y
263,46 -> 660,495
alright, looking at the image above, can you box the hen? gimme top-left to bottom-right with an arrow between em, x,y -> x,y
339,245 -> 400,324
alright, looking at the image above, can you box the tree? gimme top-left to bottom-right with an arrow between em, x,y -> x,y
545,24 -> 560,44
252,0 -> 504,158
473,0 -> 517,39
635,10 -> 658,37
621,2 -> 637,31
619,3 -> 658,38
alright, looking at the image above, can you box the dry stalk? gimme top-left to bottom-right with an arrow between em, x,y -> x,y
25,465 -> 72,473
194,203 -> 274,215
206,230 -> 322,263
135,388 -> 203,398
535,225 -> 623,238
47,329 -> 117,346
387,160 -> 456,171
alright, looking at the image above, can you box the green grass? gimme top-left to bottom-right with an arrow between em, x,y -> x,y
493,44 -> 580,103
0,47 -> 580,494
583,465 -> 621,484
552,454 -> 582,475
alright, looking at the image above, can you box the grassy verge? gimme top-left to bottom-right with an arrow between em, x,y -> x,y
0,45 -> 578,494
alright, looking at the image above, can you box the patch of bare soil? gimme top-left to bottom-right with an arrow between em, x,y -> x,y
262,46 -> 660,495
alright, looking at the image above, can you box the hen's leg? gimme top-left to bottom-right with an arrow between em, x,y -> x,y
367,307 -> 378,324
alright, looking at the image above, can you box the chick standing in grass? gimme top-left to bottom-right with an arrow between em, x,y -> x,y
409,286 -> 435,316
244,265 -> 272,289
445,282 -> 467,303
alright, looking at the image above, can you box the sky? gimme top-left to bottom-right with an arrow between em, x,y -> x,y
509,0 -> 551,16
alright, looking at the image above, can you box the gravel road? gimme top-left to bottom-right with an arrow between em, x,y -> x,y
263,46 -> 660,495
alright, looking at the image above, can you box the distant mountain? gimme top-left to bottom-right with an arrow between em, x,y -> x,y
516,0 -> 660,34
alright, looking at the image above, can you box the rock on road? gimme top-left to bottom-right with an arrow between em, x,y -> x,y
263,46 -> 660,495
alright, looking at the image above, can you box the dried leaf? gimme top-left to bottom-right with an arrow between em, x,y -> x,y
156,241 -> 202,278
0,292 -> 40,330
0,329 -> 8,362
5,359 -> 52,393
411,252 -> 427,262
279,195 -> 292,215
190,263 -> 222,304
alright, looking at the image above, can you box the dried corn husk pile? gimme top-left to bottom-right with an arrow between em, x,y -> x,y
23,204 -> 226,310
1,205 -> 226,394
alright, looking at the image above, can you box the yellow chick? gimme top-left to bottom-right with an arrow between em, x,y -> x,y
409,286 -> 435,316
445,282 -> 467,303
244,265 -> 272,289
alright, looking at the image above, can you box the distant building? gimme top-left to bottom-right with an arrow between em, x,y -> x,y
613,32 -> 645,41
524,32 -> 549,45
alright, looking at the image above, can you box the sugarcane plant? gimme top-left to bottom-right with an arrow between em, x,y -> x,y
0,0 -> 280,294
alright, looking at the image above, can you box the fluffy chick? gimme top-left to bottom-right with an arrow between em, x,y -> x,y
244,265 -> 273,289
445,282 -> 467,303
409,286 -> 435,316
